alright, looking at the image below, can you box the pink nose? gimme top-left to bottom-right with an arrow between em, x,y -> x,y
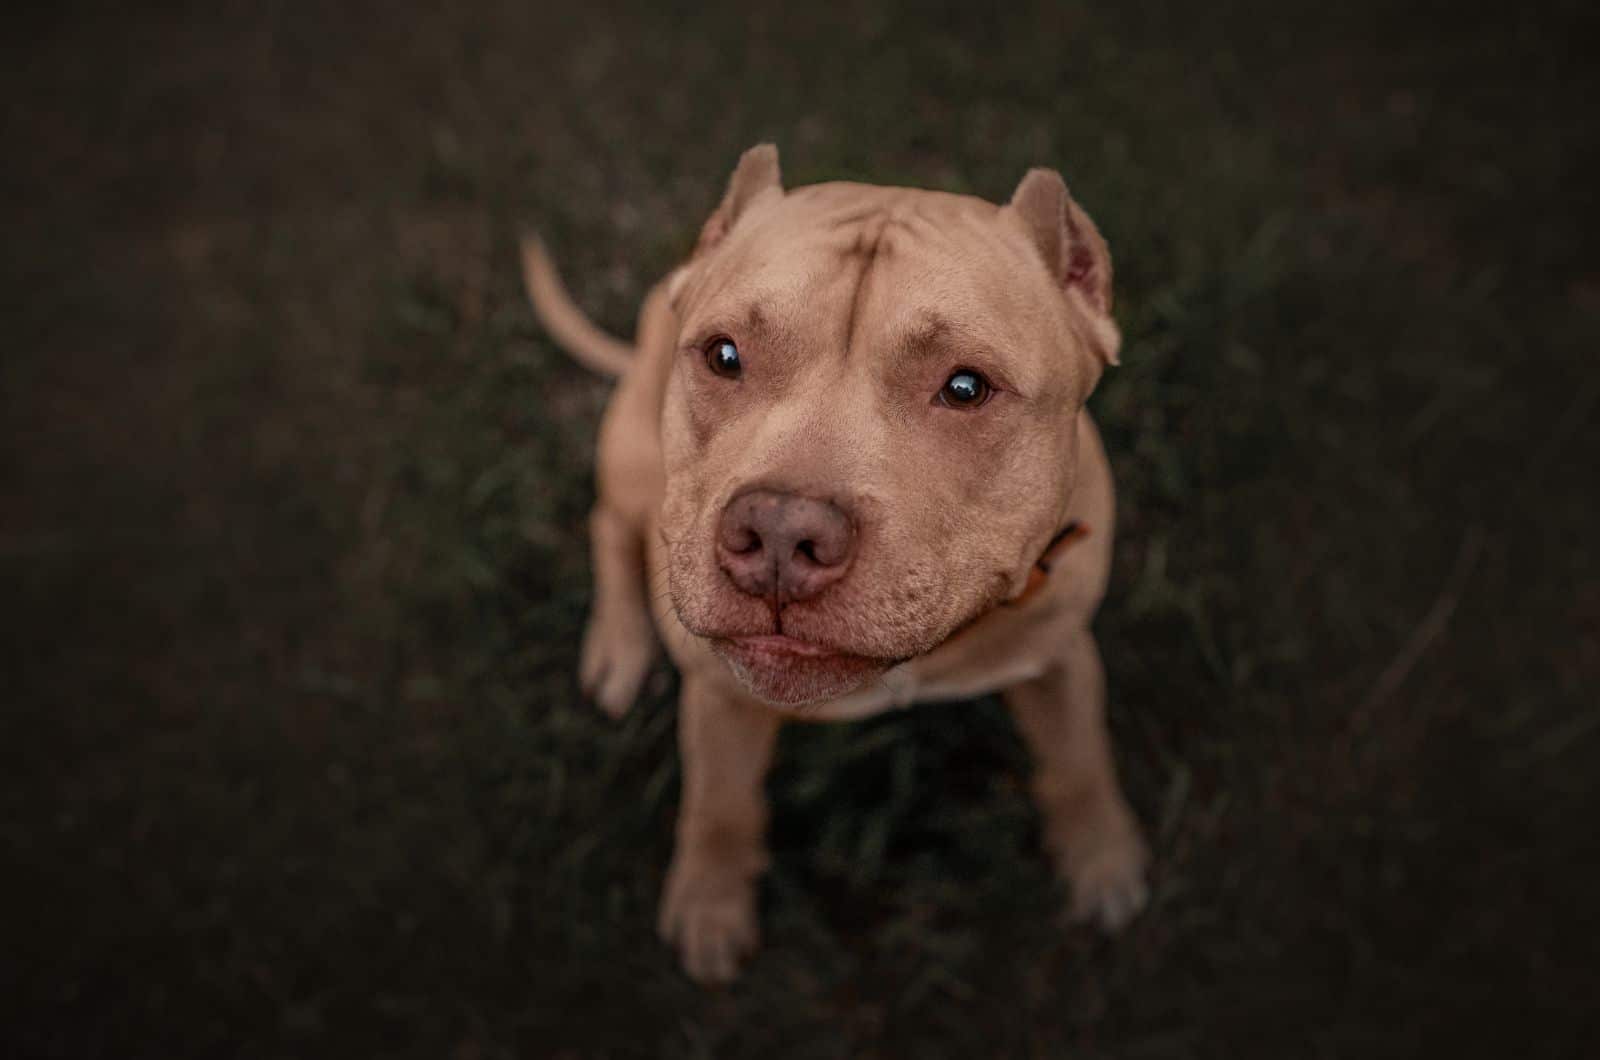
716,489 -> 855,602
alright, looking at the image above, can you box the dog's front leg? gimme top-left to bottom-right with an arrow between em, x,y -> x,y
577,504 -> 656,716
1005,628 -> 1149,930
658,673 -> 780,983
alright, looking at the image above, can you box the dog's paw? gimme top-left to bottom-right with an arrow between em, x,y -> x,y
578,604 -> 655,717
657,858 -> 759,985
1051,802 -> 1150,932
1068,837 -> 1149,931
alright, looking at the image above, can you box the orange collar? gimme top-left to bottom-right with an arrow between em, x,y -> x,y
1008,520 -> 1089,606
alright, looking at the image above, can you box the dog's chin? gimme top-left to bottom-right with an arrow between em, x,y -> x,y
710,635 -> 890,708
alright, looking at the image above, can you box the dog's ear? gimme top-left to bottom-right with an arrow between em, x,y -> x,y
668,144 -> 783,306
694,143 -> 783,256
1007,168 -> 1120,365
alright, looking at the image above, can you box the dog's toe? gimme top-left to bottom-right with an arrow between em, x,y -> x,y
578,609 -> 654,717
594,652 -> 650,717
1042,797 -> 1150,933
658,863 -> 759,985
1064,824 -> 1150,932
680,908 -> 755,984
1071,857 -> 1149,931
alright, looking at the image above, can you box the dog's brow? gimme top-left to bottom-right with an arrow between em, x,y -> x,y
896,313 -> 955,358
741,303 -> 770,337
891,312 -> 1022,392
690,301 -> 772,345
826,207 -> 885,231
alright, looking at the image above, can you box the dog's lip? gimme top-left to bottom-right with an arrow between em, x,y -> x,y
721,633 -> 846,658
710,632 -> 891,707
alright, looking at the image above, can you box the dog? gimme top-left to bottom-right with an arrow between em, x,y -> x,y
523,145 -> 1147,983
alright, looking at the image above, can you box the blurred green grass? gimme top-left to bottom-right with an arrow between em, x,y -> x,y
3,1 -> 1598,1057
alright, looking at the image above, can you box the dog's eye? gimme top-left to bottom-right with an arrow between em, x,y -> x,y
705,337 -> 742,379
937,369 -> 992,408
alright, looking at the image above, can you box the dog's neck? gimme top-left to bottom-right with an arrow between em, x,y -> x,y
1008,520 -> 1088,606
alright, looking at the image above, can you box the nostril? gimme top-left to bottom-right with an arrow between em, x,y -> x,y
722,525 -> 763,556
794,534 -> 851,569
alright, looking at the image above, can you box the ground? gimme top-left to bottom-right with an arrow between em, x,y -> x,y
4,2 -> 1598,1057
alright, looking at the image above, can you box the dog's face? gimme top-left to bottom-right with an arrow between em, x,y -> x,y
659,147 -> 1121,706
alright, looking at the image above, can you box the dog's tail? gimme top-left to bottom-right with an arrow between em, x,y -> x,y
519,234 -> 634,378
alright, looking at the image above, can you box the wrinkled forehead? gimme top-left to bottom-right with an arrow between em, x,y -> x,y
680,184 -> 1069,387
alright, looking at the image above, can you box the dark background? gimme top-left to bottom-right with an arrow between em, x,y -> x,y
4,1 -> 1598,1056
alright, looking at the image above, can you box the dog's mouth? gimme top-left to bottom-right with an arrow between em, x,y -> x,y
724,633 -> 840,658
664,535 -> 997,707
708,633 -> 892,707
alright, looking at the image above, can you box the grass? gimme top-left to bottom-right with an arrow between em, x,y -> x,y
4,1 -> 1598,1056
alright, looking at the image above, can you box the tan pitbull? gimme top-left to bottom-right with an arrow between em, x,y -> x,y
523,145 -> 1147,983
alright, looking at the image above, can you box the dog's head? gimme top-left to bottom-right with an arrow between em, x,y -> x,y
660,145 -> 1120,706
